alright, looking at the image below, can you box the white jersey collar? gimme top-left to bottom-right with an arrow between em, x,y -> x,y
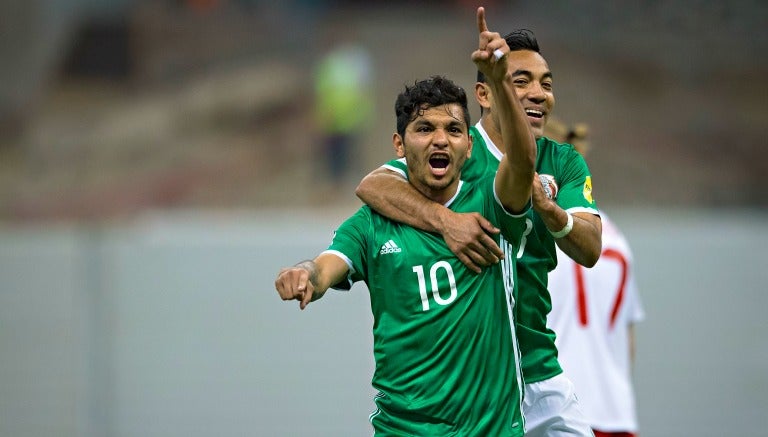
444,180 -> 464,209
475,121 -> 504,161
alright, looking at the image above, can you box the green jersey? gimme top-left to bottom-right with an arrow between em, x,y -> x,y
326,175 -> 527,436
383,123 -> 600,383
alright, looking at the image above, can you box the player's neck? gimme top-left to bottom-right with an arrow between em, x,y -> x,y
480,116 -> 502,149
411,178 -> 461,207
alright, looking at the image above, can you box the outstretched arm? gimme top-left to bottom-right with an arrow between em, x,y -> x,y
473,7 -> 536,212
274,253 -> 349,310
356,168 -> 503,273
532,173 -> 602,266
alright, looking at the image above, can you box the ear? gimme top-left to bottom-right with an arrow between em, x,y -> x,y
393,133 -> 405,158
474,82 -> 492,113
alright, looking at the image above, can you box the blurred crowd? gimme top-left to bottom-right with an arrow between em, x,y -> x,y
0,0 -> 766,222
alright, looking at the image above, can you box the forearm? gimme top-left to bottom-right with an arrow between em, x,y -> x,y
276,252 -> 351,310
491,76 -> 536,211
555,217 -> 601,267
489,76 -> 536,176
356,169 -> 447,233
295,253 -> 350,300
535,202 -> 602,266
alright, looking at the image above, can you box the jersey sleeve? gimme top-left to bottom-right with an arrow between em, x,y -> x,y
323,207 -> 371,290
381,157 -> 408,180
555,147 -> 599,215
487,174 -> 530,241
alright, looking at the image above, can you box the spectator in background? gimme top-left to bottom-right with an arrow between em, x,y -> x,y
546,118 -> 645,437
313,31 -> 374,189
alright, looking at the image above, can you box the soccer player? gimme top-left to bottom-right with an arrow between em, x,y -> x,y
546,119 -> 645,437
275,9 -> 535,435
355,29 -> 601,436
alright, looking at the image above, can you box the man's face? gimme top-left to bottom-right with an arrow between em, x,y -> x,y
491,49 -> 554,139
394,103 -> 471,201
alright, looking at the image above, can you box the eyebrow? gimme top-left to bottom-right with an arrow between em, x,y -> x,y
511,69 -> 553,80
412,118 -> 433,126
412,118 -> 466,130
446,120 -> 466,130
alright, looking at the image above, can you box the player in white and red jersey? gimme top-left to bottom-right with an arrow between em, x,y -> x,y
548,205 -> 644,436
546,119 -> 644,437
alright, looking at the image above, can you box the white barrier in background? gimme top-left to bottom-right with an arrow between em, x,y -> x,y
1,208 -> 767,437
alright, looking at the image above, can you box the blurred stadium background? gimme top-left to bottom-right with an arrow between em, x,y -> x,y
1,1 -> 767,436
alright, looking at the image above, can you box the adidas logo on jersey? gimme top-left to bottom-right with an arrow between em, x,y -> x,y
379,240 -> 402,255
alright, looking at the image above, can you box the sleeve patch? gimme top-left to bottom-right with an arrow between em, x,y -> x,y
583,176 -> 594,204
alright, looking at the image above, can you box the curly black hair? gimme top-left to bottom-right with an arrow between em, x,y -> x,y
394,75 -> 470,138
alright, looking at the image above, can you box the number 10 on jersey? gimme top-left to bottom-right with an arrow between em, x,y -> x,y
413,261 -> 458,311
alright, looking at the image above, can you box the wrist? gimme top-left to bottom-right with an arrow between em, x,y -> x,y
549,211 -> 574,239
429,204 -> 451,233
294,260 -> 318,282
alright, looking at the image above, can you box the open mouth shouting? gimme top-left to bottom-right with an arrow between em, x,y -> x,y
428,152 -> 450,177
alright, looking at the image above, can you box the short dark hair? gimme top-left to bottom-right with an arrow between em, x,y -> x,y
476,29 -> 541,84
394,75 -> 470,138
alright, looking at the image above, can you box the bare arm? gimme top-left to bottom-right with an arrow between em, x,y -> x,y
474,8 -> 536,212
356,167 -> 446,234
356,168 -> 503,273
531,175 -> 602,266
274,253 -> 349,310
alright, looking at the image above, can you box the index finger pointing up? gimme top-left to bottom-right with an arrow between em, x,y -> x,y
477,6 -> 488,33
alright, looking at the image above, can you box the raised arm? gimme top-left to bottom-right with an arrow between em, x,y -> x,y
473,7 -> 536,212
356,164 -> 503,274
274,252 -> 349,310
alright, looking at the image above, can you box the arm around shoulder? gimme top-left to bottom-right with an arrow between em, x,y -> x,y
356,166 -> 504,273
355,166 -> 447,233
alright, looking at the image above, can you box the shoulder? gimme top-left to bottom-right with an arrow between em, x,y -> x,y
459,174 -> 495,196
537,136 -> 591,179
339,205 -> 374,229
447,178 -> 491,214
381,157 -> 408,178
468,126 -> 489,157
537,136 -> 579,157
469,125 -> 481,140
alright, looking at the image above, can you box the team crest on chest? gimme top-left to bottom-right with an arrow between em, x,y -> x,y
538,174 -> 558,200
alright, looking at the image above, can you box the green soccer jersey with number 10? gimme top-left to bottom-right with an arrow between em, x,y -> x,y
383,123 -> 600,384
326,175 -> 527,436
